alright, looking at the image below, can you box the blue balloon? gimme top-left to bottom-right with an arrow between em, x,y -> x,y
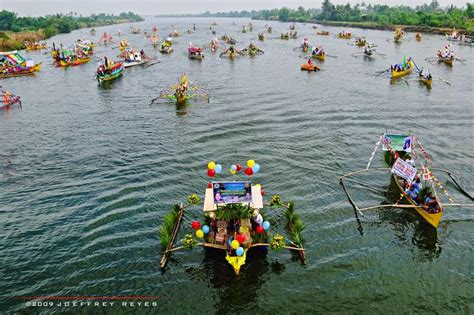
202,225 -> 210,234
231,164 -> 237,171
252,164 -> 260,173
262,221 -> 270,230
228,236 -> 233,246
215,164 -> 222,174
236,247 -> 244,256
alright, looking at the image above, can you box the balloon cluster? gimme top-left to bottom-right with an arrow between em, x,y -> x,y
192,221 -> 211,239
243,159 -> 260,176
207,161 -> 222,177
256,220 -> 271,234
228,233 -> 247,256
207,159 -> 261,177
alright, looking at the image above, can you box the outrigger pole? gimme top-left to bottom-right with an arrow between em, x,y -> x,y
160,203 -> 186,269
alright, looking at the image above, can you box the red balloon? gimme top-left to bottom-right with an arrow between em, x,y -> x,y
236,233 -> 245,243
207,169 -> 216,177
236,164 -> 242,172
192,221 -> 201,230
207,182 -> 212,188
256,225 -> 264,234
261,189 -> 266,196
244,167 -> 253,176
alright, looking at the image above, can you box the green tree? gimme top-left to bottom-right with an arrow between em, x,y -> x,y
279,7 -> 290,21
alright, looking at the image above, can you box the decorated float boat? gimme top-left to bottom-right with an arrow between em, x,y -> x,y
151,73 -> 208,106
337,31 -> 352,39
96,60 -> 124,85
159,161 -> 306,275
0,51 -> 41,78
391,57 -> 414,79
340,133 -> 474,229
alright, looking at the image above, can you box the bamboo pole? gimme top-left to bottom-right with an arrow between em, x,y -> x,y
358,203 -> 474,212
160,203 -> 186,269
430,168 -> 473,200
340,177 -> 364,217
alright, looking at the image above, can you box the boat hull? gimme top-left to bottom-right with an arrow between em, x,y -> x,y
312,53 -> 325,61
392,174 -> 443,228
59,58 -> 90,67
300,64 -> 320,71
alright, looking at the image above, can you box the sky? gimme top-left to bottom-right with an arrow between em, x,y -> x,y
2,0 -> 471,16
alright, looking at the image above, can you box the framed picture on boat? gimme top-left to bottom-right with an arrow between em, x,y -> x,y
212,181 -> 252,205
382,134 -> 412,152
391,158 -> 417,184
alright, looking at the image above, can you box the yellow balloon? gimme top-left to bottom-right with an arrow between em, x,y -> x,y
230,169 -> 236,175
231,240 -> 239,249
254,184 -> 261,188
196,229 -> 204,238
208,161 -> 216,170
247,159 -> 255,167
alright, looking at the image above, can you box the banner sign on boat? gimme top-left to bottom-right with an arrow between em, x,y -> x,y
382,134 -> 412,152
212,181 -> 252,204
391,158 -> 417,184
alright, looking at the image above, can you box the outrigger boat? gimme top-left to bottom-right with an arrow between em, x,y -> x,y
390,57 -> 414,79
317,31 -> 329,36
436,45 -> 456,65
188,44 -> 204,60
151,73 -> 209,106
159,38 -> 173,54
25,42 -> 48,51
258,32 -> 265,41
219,45 -> 243,60
1,90 -> 21,109
311,45 -> 326,61
280,33 -> 290,40
159,161 -> 306,274
394,28 -> 404,43
96,58 -> 124,85
354,37 -> 367,47
0,50 -> 41,78
301,60 -> 320,72
337,31 -> 352,39
340,133 -> 474,229
418,69 -> 433,88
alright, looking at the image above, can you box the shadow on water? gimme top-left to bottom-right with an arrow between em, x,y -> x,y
187,247 -> 275,312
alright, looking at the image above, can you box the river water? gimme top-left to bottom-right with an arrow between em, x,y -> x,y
1,17 -> 473,314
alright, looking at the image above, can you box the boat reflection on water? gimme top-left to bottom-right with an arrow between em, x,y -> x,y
175,102 -> 189,116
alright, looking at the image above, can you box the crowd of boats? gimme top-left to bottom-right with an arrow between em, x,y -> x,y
0,21 -> 471,106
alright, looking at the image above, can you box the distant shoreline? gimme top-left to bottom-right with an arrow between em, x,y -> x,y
296,20 -> 474,36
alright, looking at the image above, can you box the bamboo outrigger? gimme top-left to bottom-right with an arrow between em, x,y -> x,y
340,133 -> 473,229
159,162 -> 306,274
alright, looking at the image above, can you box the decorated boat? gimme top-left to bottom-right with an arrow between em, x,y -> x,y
99,32 -> 113,44
301,62 -> 320,71
241,43 -> 264,57
188,45 -> 204,60
258,33 -> 264,41
118,39 -> 129,51
390,57 -> 414,79
311,46 -> 326,61
415,33 -> 422,41
280,33 -> 290,40
418,70 -> 432,88
267,26 -> 272,33
337,31 -> 352,39
210,38 -> 218,52
436,45 -> 456,65
159,160 -> 306,274
59,56 -> 91,67
169,30 -> 180,37
152,73 -> 209,106
354,37 -> 367,47
1,90 -> 21,109
25,42 -> 48,51
340,133 -> 473,229
394,28 -> 404,42
159,38 -> 173,54
0,50 -> 41,78
96,59 -> 124,84
317,31 -> 329,36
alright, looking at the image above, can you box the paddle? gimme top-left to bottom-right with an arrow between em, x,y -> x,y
439,77 -> 452,86
326,54 -> 338,58
375,68 -> 390,76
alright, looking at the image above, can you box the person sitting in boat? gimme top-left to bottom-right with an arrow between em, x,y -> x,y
413,177 -> 422,194
424,196 -> 440,213
3,90 -> 12,105
307,58 -> 313,67
405,184 -> 418,202
301,37 -> 309,48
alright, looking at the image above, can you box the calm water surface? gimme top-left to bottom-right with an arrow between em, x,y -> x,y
1,17 -> 473,314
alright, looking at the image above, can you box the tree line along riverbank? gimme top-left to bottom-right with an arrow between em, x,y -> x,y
199,0 -> 474,35
0,11 -> 144,51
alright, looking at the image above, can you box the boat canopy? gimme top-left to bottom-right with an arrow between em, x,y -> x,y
0,51 -> 26,66
203,181 -> 263,211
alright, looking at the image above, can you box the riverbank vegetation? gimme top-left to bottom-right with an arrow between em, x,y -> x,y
201,1 -> 474,31
0,11 -> 144,50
